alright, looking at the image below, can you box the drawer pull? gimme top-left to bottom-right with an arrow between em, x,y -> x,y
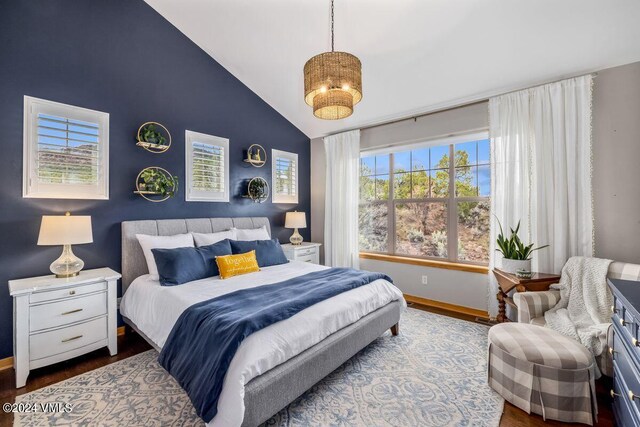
611,390 -> 620,398
61,308 -> 83,316
612,305 -> 619,314
69,290 -> 76,295
609,347 -> 617,357
61,335 -> 83,343
629,390 -> 640,401
634,338 -> 639,347
621,318 -> 632,327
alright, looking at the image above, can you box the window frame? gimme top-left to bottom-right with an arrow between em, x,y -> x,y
359,132 -> 490,266
272,149 -> 299,204
23,96 -> 110,200
185,130 -> 230,202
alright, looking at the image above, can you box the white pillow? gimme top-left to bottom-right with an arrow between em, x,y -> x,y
233,226 -> 270,241
135,233 -> 194,280
192,229 -> 236,247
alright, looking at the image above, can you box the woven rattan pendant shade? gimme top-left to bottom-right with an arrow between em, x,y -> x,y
303,1 -> 362,120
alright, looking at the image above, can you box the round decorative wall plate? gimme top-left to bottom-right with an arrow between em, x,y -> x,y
244,144 -> 266,167
245,176 -> 270,203
134,166 -> 178,202
136,122 -> 172,153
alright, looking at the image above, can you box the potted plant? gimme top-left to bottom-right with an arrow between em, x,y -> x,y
139,168 -> 178,198
495,219 -> 548,274
139,124 -> 167,146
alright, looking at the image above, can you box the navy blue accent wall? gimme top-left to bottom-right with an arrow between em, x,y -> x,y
0,0 -> 310,358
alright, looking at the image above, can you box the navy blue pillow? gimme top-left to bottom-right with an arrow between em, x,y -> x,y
152,239 -> 232,286
229,239 -> 289,268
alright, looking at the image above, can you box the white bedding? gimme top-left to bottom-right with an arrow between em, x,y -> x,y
120,261 -> 404,427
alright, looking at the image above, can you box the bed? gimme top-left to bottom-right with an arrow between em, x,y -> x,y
120,217 -> 404,427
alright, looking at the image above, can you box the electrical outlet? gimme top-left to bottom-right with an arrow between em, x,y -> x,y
421,275 -> 428,285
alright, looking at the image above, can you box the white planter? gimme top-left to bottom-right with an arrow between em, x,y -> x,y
501,258 -> 532,274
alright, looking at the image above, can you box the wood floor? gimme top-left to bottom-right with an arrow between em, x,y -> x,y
0,305 -> 614,427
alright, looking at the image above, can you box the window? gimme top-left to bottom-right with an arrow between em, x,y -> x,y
23,96 -> 109,199
272,149 -> 298,203
359,133 -> 491,264
185,130 -> 229,202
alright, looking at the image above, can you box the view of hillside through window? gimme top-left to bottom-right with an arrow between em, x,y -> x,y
359,138 -> 490,264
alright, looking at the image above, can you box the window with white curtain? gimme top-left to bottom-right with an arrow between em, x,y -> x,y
185,130 -> 229,202
23,96 -> 109,199
272,149 -> 298,203
359,132 -> 491,264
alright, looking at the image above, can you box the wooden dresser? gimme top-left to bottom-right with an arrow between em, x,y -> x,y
8,268 -> 120,388
609,277 -> 640,426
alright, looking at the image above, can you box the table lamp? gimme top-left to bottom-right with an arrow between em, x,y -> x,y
38,212 -> 93,278
285,211 -> 306,245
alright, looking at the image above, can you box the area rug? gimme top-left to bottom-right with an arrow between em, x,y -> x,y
15,308 -> 504,427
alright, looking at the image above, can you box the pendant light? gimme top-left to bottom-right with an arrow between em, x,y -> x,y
303,0 -> 362,120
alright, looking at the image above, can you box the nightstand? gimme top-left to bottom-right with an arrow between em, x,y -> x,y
281,242 -> 322,264
8,268 -> 120,388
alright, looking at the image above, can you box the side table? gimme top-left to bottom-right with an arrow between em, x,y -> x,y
493,269 -> 561,323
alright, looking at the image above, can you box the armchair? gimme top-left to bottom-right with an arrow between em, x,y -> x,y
513,260 -> 640,376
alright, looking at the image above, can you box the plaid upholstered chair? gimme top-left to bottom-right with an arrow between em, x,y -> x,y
513,261 -> 640,376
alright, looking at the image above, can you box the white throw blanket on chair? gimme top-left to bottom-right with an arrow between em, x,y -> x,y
544,257 -> 612,363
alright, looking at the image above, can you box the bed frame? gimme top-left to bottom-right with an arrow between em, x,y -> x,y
121,217 -> 402,427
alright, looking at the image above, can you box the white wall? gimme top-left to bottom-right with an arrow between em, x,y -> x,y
360,259 -> 489,311
592,61 -> 640,264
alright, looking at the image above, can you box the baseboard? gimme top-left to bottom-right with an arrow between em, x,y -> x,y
404,293 -> 489,319
0,326 -> 127,372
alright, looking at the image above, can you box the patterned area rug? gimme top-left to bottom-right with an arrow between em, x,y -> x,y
15,308 -> 504,427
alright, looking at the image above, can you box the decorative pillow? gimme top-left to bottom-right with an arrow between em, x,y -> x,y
233,226 -> 270,241
216,250 -> 260,279
136,233 -> 194,280
152,239 -> 232,286
230,239 -> 289,268
192,229 -> 237,247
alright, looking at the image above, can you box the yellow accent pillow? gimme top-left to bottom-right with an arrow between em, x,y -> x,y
216,250 -> 260,279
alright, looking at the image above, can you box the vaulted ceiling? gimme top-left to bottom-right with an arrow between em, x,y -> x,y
145,0 -> 640,138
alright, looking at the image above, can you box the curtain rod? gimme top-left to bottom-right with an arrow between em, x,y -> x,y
349,72 -> 598,134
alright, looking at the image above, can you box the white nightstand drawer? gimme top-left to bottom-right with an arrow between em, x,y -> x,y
30,281 -> 107,304
30,292 -> 107,332
295,247 -> 317,256
297,255 -> 316,263
30,316 -> 107,361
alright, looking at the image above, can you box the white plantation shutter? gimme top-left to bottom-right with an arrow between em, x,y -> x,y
23,97 -> 109,199
272,149 -> 298,203
185,130 -> 229,202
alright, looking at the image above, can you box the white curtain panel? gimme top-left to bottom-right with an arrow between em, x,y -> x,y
324,129 -> 361,268
488,75 -> 594,318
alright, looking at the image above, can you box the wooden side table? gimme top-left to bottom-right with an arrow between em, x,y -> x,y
493,269 -> 561,323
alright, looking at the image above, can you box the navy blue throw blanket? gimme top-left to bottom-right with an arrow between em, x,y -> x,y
158,268 -> 392,422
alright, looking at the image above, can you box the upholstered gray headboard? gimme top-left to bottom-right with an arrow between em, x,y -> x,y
121,217 -> 271,292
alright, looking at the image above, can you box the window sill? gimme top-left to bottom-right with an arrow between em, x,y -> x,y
359,252 -> 489,275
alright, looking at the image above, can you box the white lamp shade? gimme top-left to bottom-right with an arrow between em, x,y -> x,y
38,214 -> 93,246
285,211 -> 307,229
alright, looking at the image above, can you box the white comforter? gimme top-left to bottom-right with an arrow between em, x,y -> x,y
120,261 -> 404,427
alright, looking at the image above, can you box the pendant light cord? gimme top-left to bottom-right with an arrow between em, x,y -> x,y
331,0 -> 335,52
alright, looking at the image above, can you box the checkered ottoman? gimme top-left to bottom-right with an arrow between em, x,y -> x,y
488,323 -> 597,425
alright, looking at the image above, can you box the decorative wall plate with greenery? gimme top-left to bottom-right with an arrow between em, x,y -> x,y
245,177 -> 269,203
134,166 -> 178,202
136,122 -> 172,153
